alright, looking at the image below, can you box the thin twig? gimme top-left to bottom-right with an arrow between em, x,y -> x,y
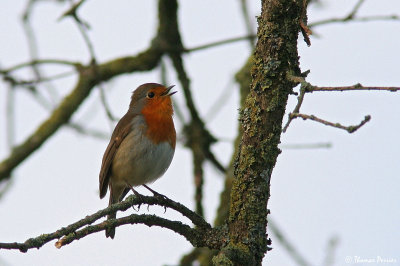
62,0 -> 117,122
310,15 -> 399,27
0,179 -> 14,200
21,0 -> 40,82
1,59 -> 78,74
21,0 -> 61,105
6,86 -> 16,150
347,0 -> 365,19
160,58 -> 185,124
169,53 -> 206,217
269,218 -> 313,266
299,0 -> 311,46
66,123 -> 109,139
283,75 -> 399,133
306,83 -> 400,92
280,142 -> 332,149
308,0 -> 400,28
98,86 -> 117,122
323,235 -> 340,266
239,0 -> 256,49
1,71 -> 76,87
77,15 -> 117,122
58,0 -> 87,21
282,82 -> 307,133
164,0 -> 226,216
186,35 -> 256,52
205,79 -> 235,121
64,2 -> 115,122
290,113 -> 371,133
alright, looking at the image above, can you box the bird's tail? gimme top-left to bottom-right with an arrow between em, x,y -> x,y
105,185 -> 118,239
105,185 -> 130,239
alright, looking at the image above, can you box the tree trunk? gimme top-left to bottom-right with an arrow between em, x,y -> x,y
213,0 -> 303,265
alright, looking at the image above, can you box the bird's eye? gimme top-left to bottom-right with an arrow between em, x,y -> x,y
147,92 -> 155,98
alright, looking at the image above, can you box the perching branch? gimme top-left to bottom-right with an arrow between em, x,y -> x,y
55,214 -> 198,249
0,193 -> 221,253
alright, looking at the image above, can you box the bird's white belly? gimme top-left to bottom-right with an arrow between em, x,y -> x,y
112,126 -> 175,186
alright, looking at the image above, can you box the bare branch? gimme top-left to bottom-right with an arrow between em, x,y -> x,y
306,83 -> 400,92
283,75 -> 398,133
289,113 -> 371,133
55,214 -> 197,249
309,0 -> 399,28
0,193 -> 216,253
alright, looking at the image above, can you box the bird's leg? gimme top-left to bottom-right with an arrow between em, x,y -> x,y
125,181 -> 144,211
143,185 -> 169,200
143,185 -> 168,213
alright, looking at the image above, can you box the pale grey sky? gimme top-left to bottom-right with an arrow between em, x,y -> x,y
0,1 -> 399,266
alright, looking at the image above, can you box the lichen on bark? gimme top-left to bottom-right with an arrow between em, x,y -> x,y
213,0 -> 304,265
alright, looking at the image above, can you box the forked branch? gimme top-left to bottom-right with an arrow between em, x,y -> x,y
284,75 -> 399,133
0,194 -> 222,253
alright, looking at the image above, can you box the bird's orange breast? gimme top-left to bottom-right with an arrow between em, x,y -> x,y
141,97 -> 176,149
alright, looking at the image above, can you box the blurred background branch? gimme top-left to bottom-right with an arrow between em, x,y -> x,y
0,0 -> 399,265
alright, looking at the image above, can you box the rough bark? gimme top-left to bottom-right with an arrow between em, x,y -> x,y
213,0 -> 303,265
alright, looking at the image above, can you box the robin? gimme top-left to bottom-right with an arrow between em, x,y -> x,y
99,83 -> 177,239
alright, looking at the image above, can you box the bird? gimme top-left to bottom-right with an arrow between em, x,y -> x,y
99,83 -> 176,239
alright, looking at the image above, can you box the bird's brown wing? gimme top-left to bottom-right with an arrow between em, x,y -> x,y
99,112 -> 136,199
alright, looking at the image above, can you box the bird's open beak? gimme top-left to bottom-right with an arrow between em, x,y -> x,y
162,85 -> 177,96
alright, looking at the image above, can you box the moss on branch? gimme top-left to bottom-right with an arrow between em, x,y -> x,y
213,0 -> 304,265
